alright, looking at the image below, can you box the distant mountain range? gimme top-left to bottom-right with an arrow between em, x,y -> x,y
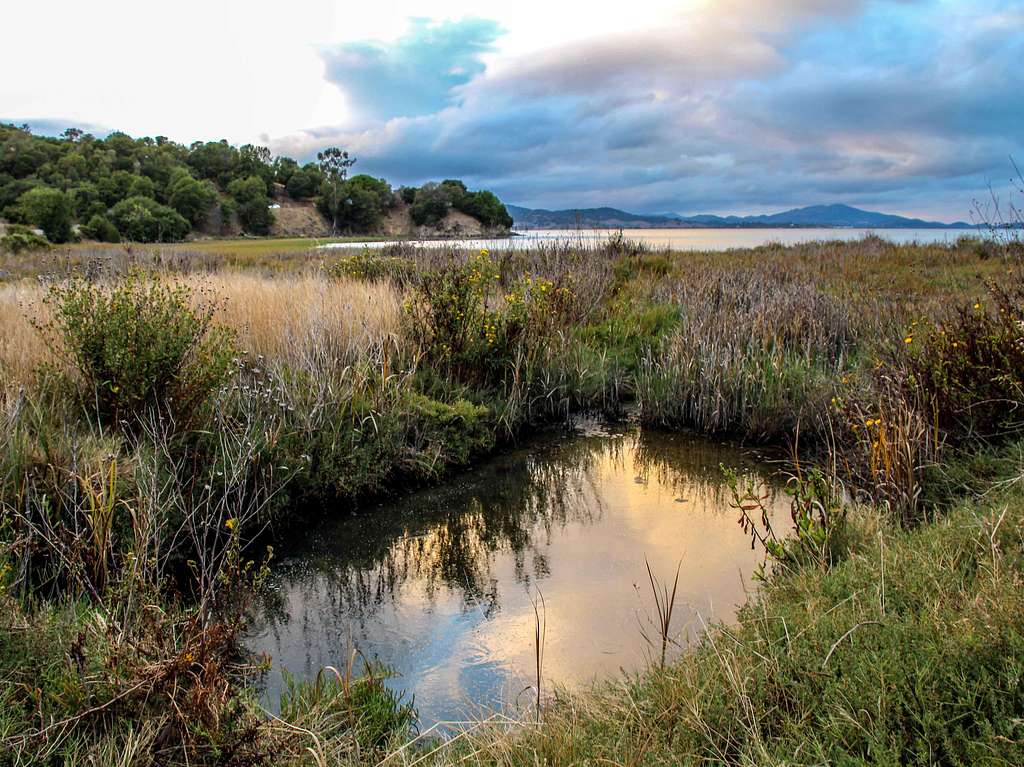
506,203 -> 973,229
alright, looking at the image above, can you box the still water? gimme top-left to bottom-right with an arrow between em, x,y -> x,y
320,227 -> 982,253
245,424 -> 786,729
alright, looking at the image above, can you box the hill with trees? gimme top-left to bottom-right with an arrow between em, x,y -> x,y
0,124 -> 513,245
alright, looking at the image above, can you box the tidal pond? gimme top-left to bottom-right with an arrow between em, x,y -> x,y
245,424 -> 787,729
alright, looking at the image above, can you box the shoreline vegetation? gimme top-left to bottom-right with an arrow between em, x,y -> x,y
0,125 -> 515,250
3,231 -> 1024,764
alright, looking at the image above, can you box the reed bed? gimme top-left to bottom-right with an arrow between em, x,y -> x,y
199,272 -> 403,366
0,272 -> 403,391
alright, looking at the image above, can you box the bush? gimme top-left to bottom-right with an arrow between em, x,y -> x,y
16,186 -> 74,242
405,250 -> 575,387
0,224 -> 50,253
36,271 -> 235,429
80,213 -> 120,243
327,252 -> 415,285
109,195 -> 191,242
905,274 -> 1024,440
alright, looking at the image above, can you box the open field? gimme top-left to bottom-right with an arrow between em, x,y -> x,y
2,234 -> 1024,764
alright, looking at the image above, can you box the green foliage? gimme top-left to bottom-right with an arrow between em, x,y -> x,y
458,189 -> 514,229
408,179 -> 512,229
80,213 -> 120,243
227,175 -> 273,235
726,465 -> 849,578
316,146 -> 356,232
0,224 -> 50,253
405,391 -> 494,468
16,186 -> 74,242
36,271 -> 235,428
405,250 -> 576,389
0,126 -> 514,240
327,251 -> 416,284
167,170 -> 218,225
904,274 -> 1024,440
284,167 -> 319,199
408,181 -> 452,227
109,195 -> 190,242
279,663 -> 416,751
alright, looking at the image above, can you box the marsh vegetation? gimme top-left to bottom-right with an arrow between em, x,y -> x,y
2,232 -> 1024,764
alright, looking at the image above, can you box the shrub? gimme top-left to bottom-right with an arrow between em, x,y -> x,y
405,250 -> 576,390
904,275 -> 1024,440
36,271 -> 235,429
109,195 -> 191,242
81,213 -> 120,243
0,224 -> 50,253
327,251 -> 416,285
405,391 -> 494,469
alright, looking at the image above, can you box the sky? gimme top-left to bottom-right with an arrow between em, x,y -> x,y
3,0 -> 1022,220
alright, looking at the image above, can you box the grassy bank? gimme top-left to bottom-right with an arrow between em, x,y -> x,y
2,234 -> 1023,764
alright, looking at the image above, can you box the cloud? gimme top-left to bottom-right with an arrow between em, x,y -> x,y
322,17 -> 503,121
270,1 -> 1024,220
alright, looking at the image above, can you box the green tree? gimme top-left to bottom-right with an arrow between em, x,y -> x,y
332,175 -> 393,231
273,156 -> 299,185
286,168 -> 319,199
109,196 -> 190,242
81,214 -> 120,243
167,171 -> 218,226
316,147 -> 355,233
409,182 -> 453,227
227,175 -> 273,235
17,186 -> 74,242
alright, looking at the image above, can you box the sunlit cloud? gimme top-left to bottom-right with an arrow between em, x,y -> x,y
3,0 -> 1021,219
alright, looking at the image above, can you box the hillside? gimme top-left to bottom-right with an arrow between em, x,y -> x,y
509,202 -> 972,229
0,124 -> 513,246
269,195 -> 494,238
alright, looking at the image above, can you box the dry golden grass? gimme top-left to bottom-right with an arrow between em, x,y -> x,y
0,280 -> 50,392
0,273 -> 404,393
201,272 -> 403,364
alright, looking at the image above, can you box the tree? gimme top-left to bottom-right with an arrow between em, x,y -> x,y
316,147 -> 355,233
109,196 -> 190,242
167,171 -> 218,226
227,175 -> 273,235
17,187 -> 74,242
286,168 -> 319,199
409,182 -> 453,227
273,157 -> 299,186
337,175 -> 393,231
237,144 -> 274,188
81,213 -> 120,243
460,190 -> 513,229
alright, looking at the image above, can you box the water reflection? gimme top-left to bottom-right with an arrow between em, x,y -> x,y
246,426 -> 787,728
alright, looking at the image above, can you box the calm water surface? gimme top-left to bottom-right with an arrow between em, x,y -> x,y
245,425 -> 786,729
320,227 -> 982,253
